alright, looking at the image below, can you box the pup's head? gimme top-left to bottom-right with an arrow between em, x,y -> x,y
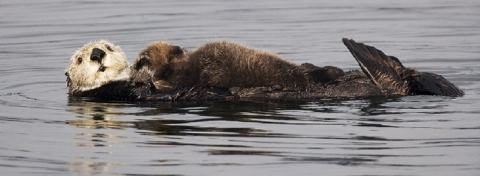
133,41 -> 186,71
130,41 -> 186,92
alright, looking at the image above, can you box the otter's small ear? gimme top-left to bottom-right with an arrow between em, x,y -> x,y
171,45 -> 184,55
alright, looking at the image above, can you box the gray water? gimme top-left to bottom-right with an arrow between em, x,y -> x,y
1,0 -> 479,175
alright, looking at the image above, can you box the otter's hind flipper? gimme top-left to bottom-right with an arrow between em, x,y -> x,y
342,38 -> 409,96
409,72 -> 465,97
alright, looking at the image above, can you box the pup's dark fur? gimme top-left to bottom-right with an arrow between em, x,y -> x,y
135,41 -> 341,92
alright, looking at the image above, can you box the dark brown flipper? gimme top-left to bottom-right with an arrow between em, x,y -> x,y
342,38 -> 409,96
408,72 -> 464,97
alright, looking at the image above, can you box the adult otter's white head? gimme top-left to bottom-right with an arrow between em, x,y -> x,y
65,40 -> 131,93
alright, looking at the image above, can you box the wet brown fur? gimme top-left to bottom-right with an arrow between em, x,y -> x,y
135,41 -> 342,92
300,63 -> 345,84
130,41 -> 186,92
191,41 -> 312,89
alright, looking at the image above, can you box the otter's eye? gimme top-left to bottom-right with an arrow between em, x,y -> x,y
106,45 -> 113,52
78,57 -> 82,64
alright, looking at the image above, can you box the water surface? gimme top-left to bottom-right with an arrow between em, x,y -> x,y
1,0 -> 479,175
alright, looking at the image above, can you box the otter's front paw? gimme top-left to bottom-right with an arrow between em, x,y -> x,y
153,80 -> 176,92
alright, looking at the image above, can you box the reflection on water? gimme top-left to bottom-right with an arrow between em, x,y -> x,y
67,99 -> 130,129
67,98 -> 407,170
68,161 -> 123,175
63,96 -> 479,175
67,97 -> 397,136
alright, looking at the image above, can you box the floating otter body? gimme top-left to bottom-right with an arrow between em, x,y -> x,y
65,38 -> 464,101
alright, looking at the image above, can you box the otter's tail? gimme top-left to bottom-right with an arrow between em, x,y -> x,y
342,38 -> 464,97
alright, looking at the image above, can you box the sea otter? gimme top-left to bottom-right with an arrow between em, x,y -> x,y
132,41 -> 345,93
65,38 -> 464,101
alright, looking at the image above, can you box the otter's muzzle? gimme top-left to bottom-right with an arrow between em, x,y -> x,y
91,48 -> 105,63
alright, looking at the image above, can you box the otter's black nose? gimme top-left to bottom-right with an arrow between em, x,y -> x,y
91,48 -> 105,62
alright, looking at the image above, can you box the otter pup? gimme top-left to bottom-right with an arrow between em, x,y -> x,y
136,41 -> 343,92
